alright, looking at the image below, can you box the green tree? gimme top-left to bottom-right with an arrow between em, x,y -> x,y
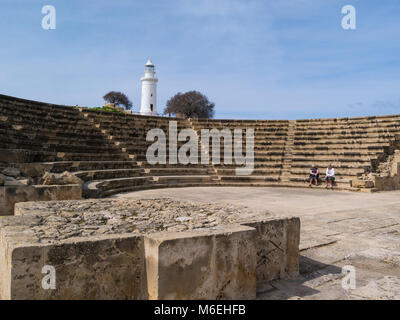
164,91 -> 215,119
103,91 -> 133,110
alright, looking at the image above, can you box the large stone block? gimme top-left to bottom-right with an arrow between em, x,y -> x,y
42,172 -> 83,186
373,175 -> 400,191
0,216 -> 146,300
243,217 -> 300,282
352,180 -> 374,189
145,225 -> 257,300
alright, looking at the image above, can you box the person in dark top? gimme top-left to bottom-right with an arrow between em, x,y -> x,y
308,164 -> 319,187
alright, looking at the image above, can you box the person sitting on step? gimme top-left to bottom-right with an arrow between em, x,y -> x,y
325,164 -> 335,189
308,164 -> 319,187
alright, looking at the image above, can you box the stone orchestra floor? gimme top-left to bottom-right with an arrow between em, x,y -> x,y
112,186 -> 400,300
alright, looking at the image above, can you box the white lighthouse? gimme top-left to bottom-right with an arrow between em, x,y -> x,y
140,59 -> 158,116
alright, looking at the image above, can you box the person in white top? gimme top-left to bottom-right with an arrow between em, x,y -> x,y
325,164 -> 335,189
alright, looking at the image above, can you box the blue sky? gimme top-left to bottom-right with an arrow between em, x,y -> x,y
1,0 -> 399,119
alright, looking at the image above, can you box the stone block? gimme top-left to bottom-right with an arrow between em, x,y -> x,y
243,217 -> 300,282
42,171 -> 83,186
352,180 -> 374,188
20,163 -> 54,178
144,225 -> 257,300
373,175 -> 400,191
0,217 -> 146,300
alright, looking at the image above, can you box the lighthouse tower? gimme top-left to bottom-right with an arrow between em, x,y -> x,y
140,59 -> 158,116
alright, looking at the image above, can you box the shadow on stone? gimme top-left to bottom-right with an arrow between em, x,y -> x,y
299,255 -> 342,277
257,255 -> 343,300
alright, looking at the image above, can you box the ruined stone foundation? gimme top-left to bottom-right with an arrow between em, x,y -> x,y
0,198 -> 300,300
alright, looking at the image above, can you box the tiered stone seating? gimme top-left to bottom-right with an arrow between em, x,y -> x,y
2,93 -> 400,196
80,110 -> 216,196
0,94 -> 129,162
289,116 -> 400,189
0,95 -> 138,199
190,119 -> 289,186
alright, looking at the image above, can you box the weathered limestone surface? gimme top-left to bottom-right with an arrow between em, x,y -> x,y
13,198 -> 273,237
0,217 -> 146,299
10,237 -> 145,300
244,218 -> 300,282
145,225 -> 257,300
42,171 -> 83,186
374,175 -> 400,191
1,198 -> 300,300
20,163 -> 54,178
352,180 -> 375,189
0,185 -> 82,216
372,161 -> 400,191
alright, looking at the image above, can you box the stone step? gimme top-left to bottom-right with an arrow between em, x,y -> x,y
215,163 -> 283,168
0,140 -> 123,154
191,120 -> 289,125
291,144 -> 390,150
0,125 -> 113,142
216,168 -> 281,175
138,163 -> 211,168
88,119 -> 190,128
0,111 -> 91,127
83,175 -> 214,198
0,120 -> 107,135
288,179 -> 353,189
98,182 -> 221,197
292,150 -> 385,156
84,176 -> 154,197
74,168 -> 146,182
290,172 -> 360,179
135,156 -> 285,163
143,167 -> 211,176
296,117 -> 400,125
291,155 -> 378,162
294,128 -> 400,136
21,161 -> 139,175
220,175 -> 280,182
0,149 -> 129,163
290,162 -> 369,170
153,175 -> 213,184
294,135 -> 397,142
0,104 -> 81,118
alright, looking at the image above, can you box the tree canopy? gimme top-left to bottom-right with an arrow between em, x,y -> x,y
164,91 -> 215,119
103,91 -> 133,110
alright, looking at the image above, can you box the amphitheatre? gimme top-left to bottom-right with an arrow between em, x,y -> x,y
1,93 -> 400,300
